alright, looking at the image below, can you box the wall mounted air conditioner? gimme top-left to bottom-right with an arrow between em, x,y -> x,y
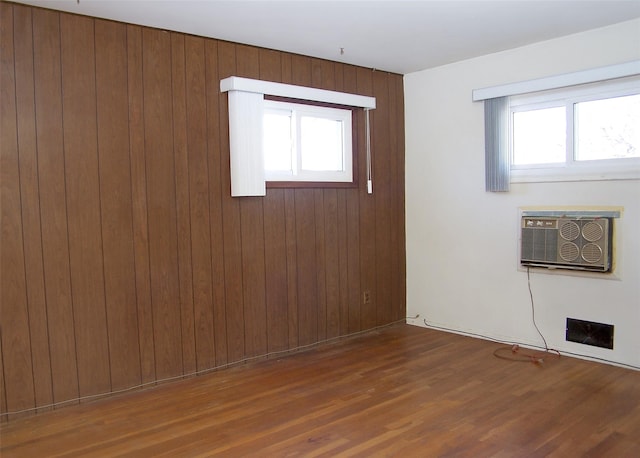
520,216 -> 613,272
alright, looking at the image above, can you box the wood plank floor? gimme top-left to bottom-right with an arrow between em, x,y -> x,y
1,324 -> 639,457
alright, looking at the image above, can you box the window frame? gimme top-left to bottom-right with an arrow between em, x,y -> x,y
509,76 -> 640,183
263,96 -> 358,189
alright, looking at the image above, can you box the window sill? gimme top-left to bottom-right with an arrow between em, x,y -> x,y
511,163 -> 640,183
266,180 -> 358,189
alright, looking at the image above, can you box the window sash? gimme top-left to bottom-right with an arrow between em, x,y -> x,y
510,77 -> 640,169
263,99 -> 353,183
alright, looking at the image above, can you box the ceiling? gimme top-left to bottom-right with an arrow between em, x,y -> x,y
12,0 -> 640,74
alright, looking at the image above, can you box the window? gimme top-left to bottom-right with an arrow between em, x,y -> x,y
509,77 -> 640,181
220,76 -> 375,197
263,100 -> 353,184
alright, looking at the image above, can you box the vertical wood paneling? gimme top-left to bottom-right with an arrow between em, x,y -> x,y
281,54 -> 300,349
126,24 -> 156,384
205,39 -> 228,368
0,3 -> 36,416
13,5 -> 54,412
185,34 -> 215,370
390,74 -> 407,321
334,64 -> 351,336
373,71 -> 393,326
260,49 -> 289,353
240,194 -> 268,357
313,58 -> 341,339
291,55 -> 319,346
263,186 -> 289,352
218,41 -> 245,363
294,189 -> 318,346
32,7 -> 79,405
170,32 -> 197,375
142,28 -> 183,378
60,14 -> 111,397
336,186 -> 350,335
356,67 -> 377,331
95,19 -> 142,391
0,336 -> 6,419
396,74 -> 407,321
324,189 -> 341,338
236,44 -> 268,358
343,65 -> 362,333
314,190 -> 328,341
2,3 -> 405,420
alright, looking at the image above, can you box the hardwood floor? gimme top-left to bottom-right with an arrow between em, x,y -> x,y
1,324 -> 639,457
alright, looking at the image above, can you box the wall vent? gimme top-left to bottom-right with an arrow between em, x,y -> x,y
566,318 -> 614,349
520,216 -> 612,272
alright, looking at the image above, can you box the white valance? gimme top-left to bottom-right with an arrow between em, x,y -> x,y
221,76 -> 376,109
472,60 -> 640,101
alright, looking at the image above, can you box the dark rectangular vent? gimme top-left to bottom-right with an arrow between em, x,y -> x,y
566,318 -> 614,349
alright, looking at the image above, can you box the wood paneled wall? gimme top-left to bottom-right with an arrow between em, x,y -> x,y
0,2 -> 406,420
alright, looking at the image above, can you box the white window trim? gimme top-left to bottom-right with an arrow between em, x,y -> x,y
472,60 -> 640,101
221,76 -> 376,197
221,76 -> 376,109
263,99 -> 353,183
509,76 -> 640,183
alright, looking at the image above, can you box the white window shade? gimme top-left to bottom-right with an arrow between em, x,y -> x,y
221,76 -> 376,197
227,91 -> 265,197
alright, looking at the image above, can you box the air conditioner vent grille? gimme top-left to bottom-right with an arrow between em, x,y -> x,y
560,221 -> 580,241
582,222 -> 603,242
559,242 -> 580,262
520,216 -> 612,272
582,243 -> 603,263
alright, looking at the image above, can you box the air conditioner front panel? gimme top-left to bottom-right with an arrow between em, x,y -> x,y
521,216 -> 612,272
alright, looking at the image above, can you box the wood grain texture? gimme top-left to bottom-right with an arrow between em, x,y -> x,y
0,2 -> 36,417
126,24 -> 157,385
95,18 -> 142,391
204,39 -> 228,369
171,32 -> 197,376
32,7 -> 80,406
356,66 -> 376,331
217,40 -> 246,364
185,33 -> 215,372
13,5 -> 54,413
1,2 -> 406,420
2,325 -> 639,457
142,27 -> 183,379
61,13 -> 111,397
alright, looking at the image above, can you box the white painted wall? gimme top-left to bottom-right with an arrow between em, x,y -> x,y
404,19 -> 640,368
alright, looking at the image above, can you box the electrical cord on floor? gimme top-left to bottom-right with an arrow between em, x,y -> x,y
492,344 -> 559,366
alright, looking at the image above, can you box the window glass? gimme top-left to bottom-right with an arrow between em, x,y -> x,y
574,93 -> 640,161
264,109 -> 294,172
512,106 -> 566,165
509,77 -> 640,181
300,116 -> 344,171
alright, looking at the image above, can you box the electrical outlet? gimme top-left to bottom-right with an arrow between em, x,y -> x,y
363,290 -> 371,304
